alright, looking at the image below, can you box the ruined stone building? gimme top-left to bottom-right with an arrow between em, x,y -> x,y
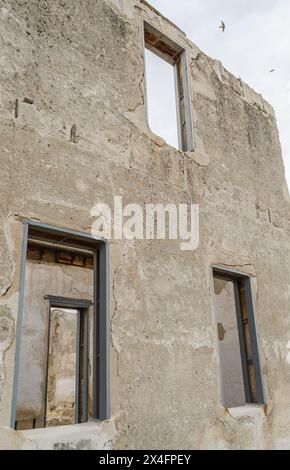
1,0 -> 290,450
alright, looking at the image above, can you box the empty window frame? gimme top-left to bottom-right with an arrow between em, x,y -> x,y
212,267 -> 264,408
45,299 -> 90,427
143,21 -> 194,152
11,221 -> 109,430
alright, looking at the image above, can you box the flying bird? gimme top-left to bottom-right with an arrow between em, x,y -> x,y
219,20 -> 225,32
269,69 -> 275,73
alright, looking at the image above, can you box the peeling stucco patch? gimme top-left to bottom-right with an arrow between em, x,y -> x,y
0,305 -> 15,401
0,220 -> 15,297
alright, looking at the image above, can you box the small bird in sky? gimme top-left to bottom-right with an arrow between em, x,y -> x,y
219,20 -> 225,32
269,69 -> 275,73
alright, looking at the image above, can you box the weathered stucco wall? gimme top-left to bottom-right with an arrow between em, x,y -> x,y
1,0 -> 290,449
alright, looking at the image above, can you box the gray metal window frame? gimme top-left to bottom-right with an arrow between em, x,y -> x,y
44,296 -> 91,426
142,20 -> 194,152
211,265 -> 265,405
10,220 -> 110,429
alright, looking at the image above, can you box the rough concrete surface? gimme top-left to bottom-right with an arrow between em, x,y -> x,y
1,0 -> 290,449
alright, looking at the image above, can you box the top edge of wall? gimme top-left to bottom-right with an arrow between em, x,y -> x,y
106,0 -> 275,119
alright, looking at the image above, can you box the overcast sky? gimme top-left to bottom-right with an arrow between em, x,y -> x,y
145,0 -> 290,187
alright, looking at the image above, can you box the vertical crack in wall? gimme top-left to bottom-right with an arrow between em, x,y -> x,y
111,265 -> 121,379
